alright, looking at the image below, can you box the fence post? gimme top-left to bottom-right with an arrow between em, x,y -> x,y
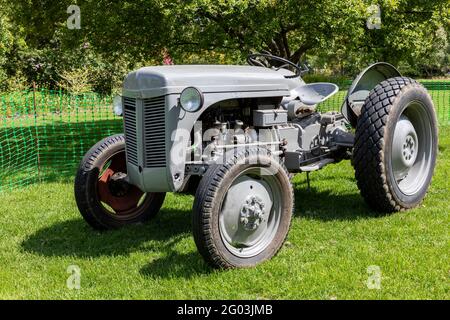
32,81 -> 41,182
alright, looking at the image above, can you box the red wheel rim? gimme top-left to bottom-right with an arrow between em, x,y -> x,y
97,151 -> 145,215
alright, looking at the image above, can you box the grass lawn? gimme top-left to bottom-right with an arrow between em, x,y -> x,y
0,127 -> 449,300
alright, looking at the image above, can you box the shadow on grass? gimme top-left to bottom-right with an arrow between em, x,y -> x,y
21,207 -> 194,258
292,180 -> 386,221
21,204 -> 213,279
21,173 -> 385,279
139,251 -> 211,279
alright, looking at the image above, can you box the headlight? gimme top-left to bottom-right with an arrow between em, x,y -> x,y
180,87 -> 203,112
113,95 -> 123,116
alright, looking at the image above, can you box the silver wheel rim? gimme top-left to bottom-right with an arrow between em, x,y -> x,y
219,168 -> 282,258
391,101 -> 433,195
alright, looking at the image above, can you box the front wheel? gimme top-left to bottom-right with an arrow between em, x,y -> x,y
192,148 -> 294,269
74,134 -> 166,230
353,77 -> 438,212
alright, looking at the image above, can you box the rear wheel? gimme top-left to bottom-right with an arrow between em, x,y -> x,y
74,134 -> 166,230
192,148 -> 294,268
353,77 -> 438,212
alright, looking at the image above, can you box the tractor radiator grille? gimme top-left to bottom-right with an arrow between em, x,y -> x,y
123,97 -> 139,166
143,96 -> 166,168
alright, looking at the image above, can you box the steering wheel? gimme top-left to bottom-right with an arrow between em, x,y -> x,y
247,53 -> 302,79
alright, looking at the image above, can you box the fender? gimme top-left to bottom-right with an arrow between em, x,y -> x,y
341,62 -> 401,127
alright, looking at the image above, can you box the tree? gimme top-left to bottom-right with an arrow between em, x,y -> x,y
168,0 -> 368,63
1,0 -> 448,93
354,0 -> 450,74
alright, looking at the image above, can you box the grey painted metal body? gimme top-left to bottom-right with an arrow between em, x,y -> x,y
341,62 -> 401,126
123,65 -> 302,192
121,63 -> 400,193
122,65 -> 303,99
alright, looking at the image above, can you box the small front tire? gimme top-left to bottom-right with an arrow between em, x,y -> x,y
74,134 -> 166,230
192,148 -> 294,269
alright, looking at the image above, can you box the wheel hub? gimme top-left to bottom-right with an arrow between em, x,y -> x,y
97,152 -> 144,214
219,172 -> 279,258
402,135 -> 416,165
108,172 -> 131,197
239,196 -> 265,231
392,115 -> 418,180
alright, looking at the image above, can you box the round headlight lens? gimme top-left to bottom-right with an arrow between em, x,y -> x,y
180,87 -> 203,112
113,95 -> 123,116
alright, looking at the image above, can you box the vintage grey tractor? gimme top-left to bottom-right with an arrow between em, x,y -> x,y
74,53 -> 438,269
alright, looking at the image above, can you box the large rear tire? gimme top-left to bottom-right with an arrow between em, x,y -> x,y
74,134 -> 166,230
353,77 -> 438,212
192,147 -> 294,269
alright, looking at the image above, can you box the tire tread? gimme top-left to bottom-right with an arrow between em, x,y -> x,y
192,147 -> 294,269
353,76 -> 431,212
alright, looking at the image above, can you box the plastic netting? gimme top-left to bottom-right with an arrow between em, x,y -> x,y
0,82 -> 449,192
0,89 -> 122,192
317,81 -> 450,122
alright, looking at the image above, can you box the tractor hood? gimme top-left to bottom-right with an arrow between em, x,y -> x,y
122,65 -> 301,98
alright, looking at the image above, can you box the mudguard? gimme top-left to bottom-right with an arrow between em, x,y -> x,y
341,62 -> 401,127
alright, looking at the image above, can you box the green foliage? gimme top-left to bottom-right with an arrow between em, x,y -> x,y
361,0 -> 450,76
57,68 -> 94,95
168,0 -> 368,63
0,0 -> 449,93
0,12 -> 13,89
303,74 -> 351,88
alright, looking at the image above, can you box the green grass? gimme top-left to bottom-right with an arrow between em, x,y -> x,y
0,127 -> 449,300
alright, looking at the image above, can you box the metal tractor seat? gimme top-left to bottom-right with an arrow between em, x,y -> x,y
291,82 -> 339,106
